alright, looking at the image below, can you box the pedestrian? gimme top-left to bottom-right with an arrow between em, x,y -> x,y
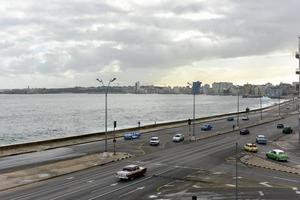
233,124 -> 235,130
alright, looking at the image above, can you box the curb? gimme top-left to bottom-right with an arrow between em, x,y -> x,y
240,155 -> 300,175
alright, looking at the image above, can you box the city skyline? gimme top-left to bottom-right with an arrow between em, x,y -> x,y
0,0 -> 300,89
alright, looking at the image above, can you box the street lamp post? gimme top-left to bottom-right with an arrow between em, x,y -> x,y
187,82 -> 196,139
237,86 -> 240,128
259,88 -> 263,121
96,77 -> 116,153
296,36 -> 300,140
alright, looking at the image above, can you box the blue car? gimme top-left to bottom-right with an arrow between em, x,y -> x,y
124,132 -> 141,140
201,124 -> 213,131
256,135 -> 267,144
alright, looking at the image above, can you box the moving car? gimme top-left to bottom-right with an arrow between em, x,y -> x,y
266,149 -> 288,161
173,134 -> 184,142
240,129 -> 250,135
244,143 -> 258,152
124,132 -> 141,140
282,127 -> 293,134
149,136 -> 160,146
201,124 -> 213,131
242,116 -> 249,121
256,135 -> 267,144
227,117 -> 234,121
116,165 -> 147,180
277,124 -> 284,129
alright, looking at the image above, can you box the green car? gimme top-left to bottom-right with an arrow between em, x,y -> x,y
282,127 -> 293,134
266,149 -> 288,161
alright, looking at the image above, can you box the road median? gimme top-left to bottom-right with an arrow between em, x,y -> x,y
240,154 -> 300,175
0,152 -> 131,192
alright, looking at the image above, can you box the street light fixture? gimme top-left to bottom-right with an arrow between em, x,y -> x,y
96,77 -> 117,153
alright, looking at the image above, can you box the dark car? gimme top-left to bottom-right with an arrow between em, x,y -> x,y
277,124 -> 284,129
227,117 -> 234,121
201,124 -> 213,131
282,127 -> 293,134
240,129 -> 250,135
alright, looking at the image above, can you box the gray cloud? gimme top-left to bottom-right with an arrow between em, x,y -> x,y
0,0 -> 299,88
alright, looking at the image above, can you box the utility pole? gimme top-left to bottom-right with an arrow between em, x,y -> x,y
113,121 -> 117,155
259,88 -> 262,121
237,86 -> 240,128
278,91 -> 281,116
235,142 -> 238,200
193,92 -> 195,137
296,36 -> 300,140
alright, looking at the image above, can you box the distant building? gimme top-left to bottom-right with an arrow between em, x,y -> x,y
135,81 -> 140,93
212,82 -> 233,95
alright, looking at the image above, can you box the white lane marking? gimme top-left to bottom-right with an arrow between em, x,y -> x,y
292,187 -> 298,191
110,183 -> 118,186
258,191 -> 264,196
260,182 -> 272,188
119,186 -> 145,198
149,195 -> 158,198
226,184 -> 235,187
193,185 -> 201,188
273,176 -> 299,183
87,180 -> 94,183
66,177 -> 74,180
233,176 -> 243,179
88,168 -> 173,200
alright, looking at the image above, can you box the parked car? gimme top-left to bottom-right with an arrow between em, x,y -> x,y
277,124 -> 284,129
116,165 -> 147,180
149,136 -> 160,146
124,132 -> 141,140
227,117 -> 234,121
244,143 -> 258,152
282,127 -> 293,134
242,116 -> 249,121
256,135 -> 267,144
240,129 -> 250,135
201,124 -> 213,131
266,149 -> 288,161
173,134 -> 184,142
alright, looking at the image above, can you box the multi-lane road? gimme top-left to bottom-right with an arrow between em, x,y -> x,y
0,100 -> 300,199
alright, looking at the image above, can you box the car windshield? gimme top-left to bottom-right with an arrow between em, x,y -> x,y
175,134 -> 181,137
123,166 -> 137,171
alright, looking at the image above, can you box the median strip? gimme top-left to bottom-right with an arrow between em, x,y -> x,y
240,155 -> 300,175
0,152 -> 132,192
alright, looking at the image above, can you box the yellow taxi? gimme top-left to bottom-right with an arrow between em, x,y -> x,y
244,143 -> 258,153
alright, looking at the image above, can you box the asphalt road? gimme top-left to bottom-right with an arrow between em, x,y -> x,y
0,100 -> 299,199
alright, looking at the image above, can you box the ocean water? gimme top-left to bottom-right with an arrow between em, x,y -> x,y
0,94 -> 278,146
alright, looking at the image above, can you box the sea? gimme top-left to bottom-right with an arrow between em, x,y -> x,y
0,94 -> 279,146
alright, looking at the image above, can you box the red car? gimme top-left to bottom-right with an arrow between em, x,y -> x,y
116,165 -> 147,180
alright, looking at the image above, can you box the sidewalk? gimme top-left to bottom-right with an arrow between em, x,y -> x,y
0,152 -> 131,191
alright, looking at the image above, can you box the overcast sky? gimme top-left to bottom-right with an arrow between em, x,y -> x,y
0,0 -> 299,89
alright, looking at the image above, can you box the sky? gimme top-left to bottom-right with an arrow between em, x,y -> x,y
0,0 -> 299,89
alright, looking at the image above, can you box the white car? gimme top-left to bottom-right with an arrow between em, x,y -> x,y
116,165 -> 147,180
242,116 -> 249,120
149,136 -> 160,145
173,134 -> 184,142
